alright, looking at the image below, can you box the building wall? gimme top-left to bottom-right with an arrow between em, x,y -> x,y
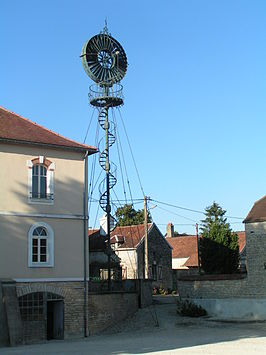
177,222 -> 266,316
0,143 -> 87,280
0,216 -> 85,279
115,249 -> 137,279
0,143 -> 85,215
87,292 -> 138,334
16,281 -> 85,342
137,226 -> 172,290
1,281 -> 139,345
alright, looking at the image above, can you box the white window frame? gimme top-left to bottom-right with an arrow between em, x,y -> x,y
28,222 -> 54,268
27,156 -> 55,205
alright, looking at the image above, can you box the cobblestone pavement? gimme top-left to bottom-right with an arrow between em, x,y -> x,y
1,302 -> 266,354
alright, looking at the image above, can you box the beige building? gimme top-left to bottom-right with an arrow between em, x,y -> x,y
0,106 -> 96,344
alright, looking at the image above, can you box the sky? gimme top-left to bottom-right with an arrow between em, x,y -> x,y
1,0 -> 266,234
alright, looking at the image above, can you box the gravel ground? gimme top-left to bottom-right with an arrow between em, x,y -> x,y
1,299 -> 266,354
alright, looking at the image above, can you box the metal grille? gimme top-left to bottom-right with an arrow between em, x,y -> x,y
18,292 -> 63,321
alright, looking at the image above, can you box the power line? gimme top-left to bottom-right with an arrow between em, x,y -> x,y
150,198 -> 244,220
156,205 -> 199,223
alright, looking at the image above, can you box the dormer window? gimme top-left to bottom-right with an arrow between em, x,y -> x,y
27,156 -> 55,204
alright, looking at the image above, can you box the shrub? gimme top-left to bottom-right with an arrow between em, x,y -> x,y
177,300 -> 207,317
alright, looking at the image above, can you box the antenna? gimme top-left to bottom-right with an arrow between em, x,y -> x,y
81,25 -> 128,290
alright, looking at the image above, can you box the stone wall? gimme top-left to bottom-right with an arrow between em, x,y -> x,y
177,222 -> 266,301
87,292 -> 138,334
137,225 -> 172,290
16,281 -> 85,342
11,281 -> 140,344
176,222 -> 266,319
177,275 -> 248,299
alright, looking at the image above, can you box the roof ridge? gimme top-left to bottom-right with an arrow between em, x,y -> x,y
115,223 -> 152,229
0,106 -> 96,151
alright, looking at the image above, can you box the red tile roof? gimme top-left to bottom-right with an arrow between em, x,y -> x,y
88,224 -> 157,249
166,236 -> 197,259
166,231 -> 246,268
0,106 -> 97,153
111,224 -> 153,249
243,196 -> 266,223
237,231 -> 246,253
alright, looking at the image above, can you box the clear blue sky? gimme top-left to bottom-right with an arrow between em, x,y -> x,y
1,0 -> 266,234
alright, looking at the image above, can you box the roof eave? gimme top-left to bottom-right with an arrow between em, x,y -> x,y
0,138 -> 97,154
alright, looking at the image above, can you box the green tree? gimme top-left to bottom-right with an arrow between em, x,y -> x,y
199,202 -> 239,274
115,204 -> 151,226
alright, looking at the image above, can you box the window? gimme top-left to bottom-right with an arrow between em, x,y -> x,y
32,226 -> 47,263
19,292 -> 63,321
28,223 -> 54,267
19,292 -> 44,321
32,165 -> 47,199
27,156 -> 55,203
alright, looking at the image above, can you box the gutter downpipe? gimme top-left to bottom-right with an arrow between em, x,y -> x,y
83,151 -> 89,337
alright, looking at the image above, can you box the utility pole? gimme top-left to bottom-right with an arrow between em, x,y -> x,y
196,223 -> 201,274
144,195 -> 148,279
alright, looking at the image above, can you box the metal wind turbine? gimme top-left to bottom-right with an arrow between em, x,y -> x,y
80,23 -> 128,289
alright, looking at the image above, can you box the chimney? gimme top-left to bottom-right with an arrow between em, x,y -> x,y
166,223 -> 174,238
99,214 -> 115,236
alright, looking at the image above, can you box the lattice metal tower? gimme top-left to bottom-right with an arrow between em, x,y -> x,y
80,24 -> 128,289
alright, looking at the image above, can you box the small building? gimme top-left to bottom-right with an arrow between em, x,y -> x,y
110,222 -> 173,290
0,106 -> 97,345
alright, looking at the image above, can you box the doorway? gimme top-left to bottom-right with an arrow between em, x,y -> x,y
47,300 -> 64,340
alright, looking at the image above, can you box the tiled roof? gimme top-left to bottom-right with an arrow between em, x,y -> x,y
88,224 -> 155,250
167,231 -> 246,268
243,196 -> 266,223
166,236 -> 197,259
111,224 -> 153,249
0,106 -> 97,153
237,231 -> 246,252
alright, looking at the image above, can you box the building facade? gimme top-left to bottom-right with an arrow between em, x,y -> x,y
0,107 -> 96,344
111,223 -> 173,290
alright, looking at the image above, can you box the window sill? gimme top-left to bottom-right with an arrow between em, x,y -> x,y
28,198 -> 54,205
28,263 -> 54,268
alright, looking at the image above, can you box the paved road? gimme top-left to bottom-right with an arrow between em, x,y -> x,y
1,302 -> 266,354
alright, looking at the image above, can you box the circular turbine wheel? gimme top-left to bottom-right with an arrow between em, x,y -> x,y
81,33 -> 127,85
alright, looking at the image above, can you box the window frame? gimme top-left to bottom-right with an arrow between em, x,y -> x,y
28,222 -> 54,268
27,156 -> 55,205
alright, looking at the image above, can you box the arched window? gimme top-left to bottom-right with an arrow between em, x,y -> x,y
32,164 -> 47,199
28,223 -> 54,267
27,156 -> 55,203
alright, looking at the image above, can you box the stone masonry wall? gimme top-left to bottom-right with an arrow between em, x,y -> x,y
138,226 -> 172,290
177,222 -> 266,300
15,281 -> 140,343
87,292 -> 138,335
16,281 -> 85,342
